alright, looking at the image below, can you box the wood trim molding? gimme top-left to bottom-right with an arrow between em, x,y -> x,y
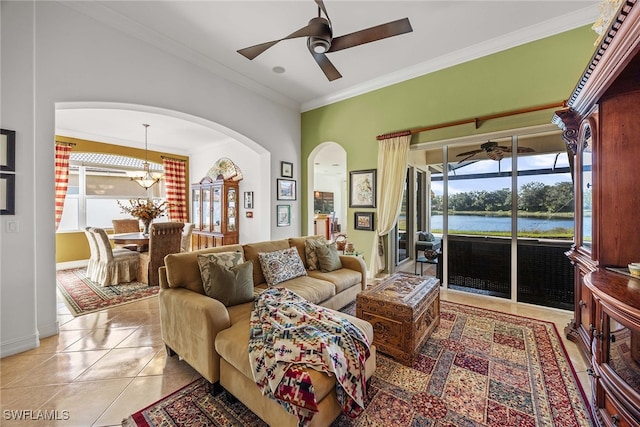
567,0 -> 640,115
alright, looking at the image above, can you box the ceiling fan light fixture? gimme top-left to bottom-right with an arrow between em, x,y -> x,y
308,35 -> 331,53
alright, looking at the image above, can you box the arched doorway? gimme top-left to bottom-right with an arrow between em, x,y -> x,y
54,102 -> 271,266
307,142 -> 347,240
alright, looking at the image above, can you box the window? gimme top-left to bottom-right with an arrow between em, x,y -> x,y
57,155 -> 165,231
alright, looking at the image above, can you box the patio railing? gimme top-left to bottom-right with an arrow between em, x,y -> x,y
446,235 -> 574,310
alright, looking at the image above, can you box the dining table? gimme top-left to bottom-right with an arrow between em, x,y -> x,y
109,232 -> 150,252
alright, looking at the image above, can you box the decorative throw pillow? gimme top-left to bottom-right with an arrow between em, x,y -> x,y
258,247 -> 307,286
197,251 -> 244,288
304,237 -> 326,270
315,243 -> 343,272
204,260 -> 254,306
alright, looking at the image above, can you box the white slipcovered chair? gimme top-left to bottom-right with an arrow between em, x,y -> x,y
84,227 -> 100,282
91,227 -> 140,286
181,222 -> 195,252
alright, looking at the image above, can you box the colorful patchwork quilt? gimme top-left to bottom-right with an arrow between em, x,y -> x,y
248,287 -> 370,426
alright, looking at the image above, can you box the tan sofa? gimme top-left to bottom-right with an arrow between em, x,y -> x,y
158,236 -> 376,427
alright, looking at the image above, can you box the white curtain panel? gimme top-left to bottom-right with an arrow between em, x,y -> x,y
368,134 -> 411,278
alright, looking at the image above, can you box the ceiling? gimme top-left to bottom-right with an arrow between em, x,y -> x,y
56,1 -> 600,162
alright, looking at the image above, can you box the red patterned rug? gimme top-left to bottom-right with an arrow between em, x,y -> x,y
123,301 -> 592,426
57,268 -> 159,316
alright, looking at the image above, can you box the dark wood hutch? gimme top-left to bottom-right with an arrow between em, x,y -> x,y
553,1 -> 640,425
191,176 -> 239,250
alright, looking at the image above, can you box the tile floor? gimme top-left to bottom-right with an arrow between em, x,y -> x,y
0,265 -> 591,427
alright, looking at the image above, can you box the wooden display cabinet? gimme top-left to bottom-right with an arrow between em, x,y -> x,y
554,1 -> 640,425
191,176 -> 239,250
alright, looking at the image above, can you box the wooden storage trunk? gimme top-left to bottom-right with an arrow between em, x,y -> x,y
356,273 -> 440,365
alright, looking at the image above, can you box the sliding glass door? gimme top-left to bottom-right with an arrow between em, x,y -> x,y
395,169 -> 410,265
416,127 -> 575,308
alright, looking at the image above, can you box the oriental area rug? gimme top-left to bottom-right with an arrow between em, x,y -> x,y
123,301 -> 593,427
57,268 -> 159,316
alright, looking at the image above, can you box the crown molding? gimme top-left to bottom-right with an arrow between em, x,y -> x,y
301,5 -> 600,112
56,1 -> 599,114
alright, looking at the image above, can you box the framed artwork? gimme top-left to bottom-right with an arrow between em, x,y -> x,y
244,191 -> 254,209
281,161 -> 293,178
1,129 -> 16,172
277,204 -> 290,227
0,173 -> 15,215
277,179 -> 296,200
354,211 -> 374,231
349,169 -> 376,208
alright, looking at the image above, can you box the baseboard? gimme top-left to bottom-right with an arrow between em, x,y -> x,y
56,260 -> 88,271
0,333 -> 39,358
38,320 -> 60,339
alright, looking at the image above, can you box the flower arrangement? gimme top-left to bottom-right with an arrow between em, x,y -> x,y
118,198 -> 168,221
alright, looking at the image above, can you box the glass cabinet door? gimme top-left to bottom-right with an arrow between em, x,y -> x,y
212,186 -> 222,232
192,188 -> 201,229
202,188 -> 211,231
227,187 -> 236,232
605,310 -> 640,396
579,121 -> 594,251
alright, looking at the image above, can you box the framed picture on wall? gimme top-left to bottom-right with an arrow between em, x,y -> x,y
277,179 -> 296,200
349,169 -> 376,208
354,211 -> 374,231
281,161 -> 293,178
244,191 -> 254,209
1,129 -> 16,172
277,204 -> 290,227
0,173 -> 16,215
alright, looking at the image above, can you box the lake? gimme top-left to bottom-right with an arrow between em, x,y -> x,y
430,214 -> 580,233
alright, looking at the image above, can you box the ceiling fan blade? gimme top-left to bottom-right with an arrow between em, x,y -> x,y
310,51 -> 342,81
457,152 -> 480,163
517,146 -> 535,153
238,20 -> 327,60
498,146 -> 536,153
314,0 -> 331,23
237,41 -> 281,60
327,17 -> 412,53
457,149 -> 482,157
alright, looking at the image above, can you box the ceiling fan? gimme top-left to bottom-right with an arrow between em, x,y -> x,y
456,141 -> 535,163
237,0 -> 413,81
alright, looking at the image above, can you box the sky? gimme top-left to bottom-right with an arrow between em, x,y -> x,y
431,152 -> 572,196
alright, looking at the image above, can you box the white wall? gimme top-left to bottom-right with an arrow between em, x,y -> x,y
189,139 -> 269,244
0,1 -> 301,356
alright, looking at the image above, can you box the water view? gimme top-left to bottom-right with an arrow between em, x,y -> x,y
431,214 -> 581,234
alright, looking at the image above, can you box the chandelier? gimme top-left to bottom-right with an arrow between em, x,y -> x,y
128,123 -> 162,189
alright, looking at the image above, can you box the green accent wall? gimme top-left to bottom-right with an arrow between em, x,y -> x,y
301,25 -> 597,268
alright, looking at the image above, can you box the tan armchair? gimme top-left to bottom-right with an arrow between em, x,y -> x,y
112,218 -> 141,251
138,222 -> 184,286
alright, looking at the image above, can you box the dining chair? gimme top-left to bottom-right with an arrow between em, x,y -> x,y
138,222 -> 184,286
91,227 -> 140,286
181,222 -> 195,252
84,227 -> 100,282
112,218 -> 141,251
